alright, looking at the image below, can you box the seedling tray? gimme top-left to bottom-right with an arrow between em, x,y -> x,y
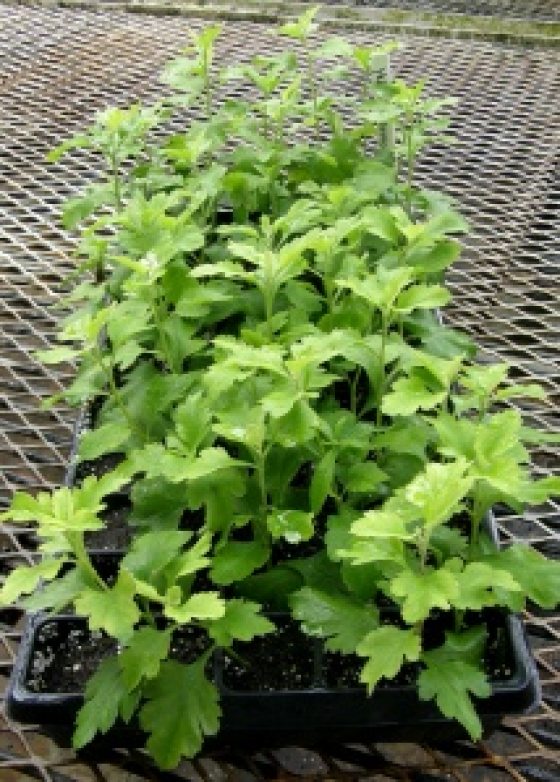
7,601 -> 540,749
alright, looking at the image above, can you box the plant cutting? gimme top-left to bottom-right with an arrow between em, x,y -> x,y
2,6 -> 560,771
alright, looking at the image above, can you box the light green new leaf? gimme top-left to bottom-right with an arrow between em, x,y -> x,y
382,375 -> 446,417
78,421 -> 131,461
267,510 -> 314,544
0,559 -> 62,606
164,591 -> 225,624
418,654 -> 490,740
404,459 -> 472,529
356,627 -> 421,692
351,508 -> 414,540
210,541 -> 269,586
75,570 -> 140,641
395,284 -> 451,314
389,566 -> 459,623
73,658 -> 128,749
207,599 -> 275,647
34,346 -> 80,365
290,587 -> 378,653
119,626 -> 172,692
141,659 -> 220,768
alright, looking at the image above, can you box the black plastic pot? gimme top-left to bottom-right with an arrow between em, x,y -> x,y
7,600 -> 540,749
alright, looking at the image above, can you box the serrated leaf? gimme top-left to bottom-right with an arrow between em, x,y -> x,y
75,570 -> 139,641
130,478 -> 188,531
78,422 -> 131,461
140,659 -> 220,768
290,587 -> 378,653
351,509 -> 414,540
310,451 -> 335,513
356,627 -> 421,692
210,541 -> 270,586
418,654 -> 490,740
389,566 -> 459,623
22,567 -> 87,612
482,544 -> 560,609
206,599 -> 274,647
267,510 -> 314,544
404,459 -> 472,529
119,627 -> 171,692
0,559 -> 63,606
73,657 -> 128,749
164,591 -> 225,623
382,375 -> 446,417
122,530 -> 192,582
454,562 -> 522,610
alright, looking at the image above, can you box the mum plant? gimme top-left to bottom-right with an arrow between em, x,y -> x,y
2,7 -> 560,770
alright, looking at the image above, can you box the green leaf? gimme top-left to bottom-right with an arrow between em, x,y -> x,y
310,451 -> 335,513
130,478 -> 188,531
22,567 -> 87,612
237,567 -> 303,611
344,462 -> 387,493
206,599 -> 275,647
122,531 -> 192,582
404,459 -> 472,529
395,284 -> 451,314
73,658 -> 128,748
141,659 -> 220,768
482,545 -> 560,609
356,627 -> 421,692
78,422 -> 131,461
75,570 -> 140,641
418,654 -> 490,740
210,541 -> 270,586
0,559 -> 63,606
267,510 -> 314,544
119,627 -> 172,692
180,447 -> 244,482
454,562 -> 522,610
389,566 -> 459,623
164,591 -> 225,624
382,374 -> 446,417
290,587 -> 378,653
34,346 -> 79,365
351,508 -> 414,540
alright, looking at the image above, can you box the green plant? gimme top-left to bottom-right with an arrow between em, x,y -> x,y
2,7 -> 560,769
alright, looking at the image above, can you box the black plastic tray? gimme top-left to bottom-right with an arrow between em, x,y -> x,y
7,602 -> 540,748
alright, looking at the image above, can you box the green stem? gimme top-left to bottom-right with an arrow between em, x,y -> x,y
67,532 -> 107,591
376,312 -> 388,427
111,150 -> 122,212
96,347 -> 144,442
405,117 -> 415,220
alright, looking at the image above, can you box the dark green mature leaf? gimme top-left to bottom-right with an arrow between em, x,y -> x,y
141,659 -> 220,768
290,587 -> 378,653
418,653 -> 490,740
237,567 -> 303,611
119,627 -> 172,692
210,541 -> 270,585
344,462 -> 387,493
130,478 -> 188,530
356,627 -> 421,692
75,570 -> 140,641
73,658 -> 128,748
206,599 -> 275,647
122,531 -> 192,582
310,451 -> 336,513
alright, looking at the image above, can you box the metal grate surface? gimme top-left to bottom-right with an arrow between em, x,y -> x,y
0,4 -> 558,780
348,0 -> 560,23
